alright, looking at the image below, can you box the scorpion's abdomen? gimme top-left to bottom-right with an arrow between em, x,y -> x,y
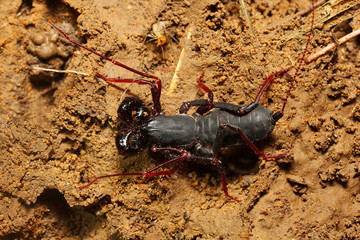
197,106 -> 275,147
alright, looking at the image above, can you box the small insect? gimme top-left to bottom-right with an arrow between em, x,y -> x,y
49,0 -> 314,202
147,21 -> 167,47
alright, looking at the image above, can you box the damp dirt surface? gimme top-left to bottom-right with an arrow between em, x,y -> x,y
1,0 -> 360,239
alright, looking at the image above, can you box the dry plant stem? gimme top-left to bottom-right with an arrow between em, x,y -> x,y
32,67 -> 130,100
307,28 -> 360,62
168,27 -> 193,95
239,0 -> 254,36
32,66 -> 89,76
168,48 -> 185,94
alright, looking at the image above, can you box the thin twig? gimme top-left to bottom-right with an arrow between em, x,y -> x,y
32,66 -> 90,76
239,0 -> 254,36
168,26 -> 193,95
307,28 -> 360,62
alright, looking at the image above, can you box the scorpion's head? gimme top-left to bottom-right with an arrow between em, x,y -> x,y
116,97 -> 150,155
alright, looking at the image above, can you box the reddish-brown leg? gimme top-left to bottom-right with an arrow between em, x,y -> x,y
217,162 -> 241,202
49,21 -> 163,115
237,68 -> 291,115
189,153 -> 241,202
213,123 -> 285,161
196,69 -> 213,109
79,147 -> 188,190
96,72 -> 161,115
138,147 -> 188,183
179,68 -> 291,116
240,0 -> 314,116
179,69 -> 214,115
281,0 -> 314,114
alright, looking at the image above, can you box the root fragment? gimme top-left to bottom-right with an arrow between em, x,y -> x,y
306,28 -> 360,63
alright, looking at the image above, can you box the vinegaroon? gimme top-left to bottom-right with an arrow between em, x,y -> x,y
49,0 -> 314,202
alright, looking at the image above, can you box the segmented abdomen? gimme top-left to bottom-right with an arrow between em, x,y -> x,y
196,106 -> 275,147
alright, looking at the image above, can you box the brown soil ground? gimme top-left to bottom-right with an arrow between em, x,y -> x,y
1,0 -> 360,239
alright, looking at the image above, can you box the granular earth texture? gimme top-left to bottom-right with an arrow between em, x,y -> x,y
1,0 -> 360,239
